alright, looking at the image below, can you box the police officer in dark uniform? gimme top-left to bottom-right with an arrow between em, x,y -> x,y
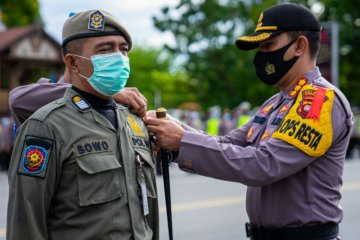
7,10 -> 158,240
145,3 -> 353,240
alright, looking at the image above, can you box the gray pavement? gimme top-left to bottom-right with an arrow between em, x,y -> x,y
1,159 -> 360,239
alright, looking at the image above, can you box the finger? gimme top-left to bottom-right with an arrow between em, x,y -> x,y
130,93 -> 147,111
137,108 -> 146,119
145,110 -> 156,119
146,125 -> 161,134
143,117 -> 162,126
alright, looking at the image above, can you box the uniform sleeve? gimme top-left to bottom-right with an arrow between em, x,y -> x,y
175,97 -> 349,186
7,119 -> 60,240
181,116 -> 252,147
218,118 -> 252,146
9,80 -> 69,125
175,131 -> 314,186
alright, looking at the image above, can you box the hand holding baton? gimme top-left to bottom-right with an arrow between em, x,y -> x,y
156,107 -> 174,240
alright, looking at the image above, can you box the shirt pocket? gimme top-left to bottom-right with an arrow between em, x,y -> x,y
76,153 -> 122,206
134,148 -> 157,199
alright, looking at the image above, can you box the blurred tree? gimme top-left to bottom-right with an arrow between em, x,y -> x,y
315,0 -> 360,106
153,0 -> 278,109
0,0 -> 40,27
128,46 -> 197,110
153,0 -> 360,108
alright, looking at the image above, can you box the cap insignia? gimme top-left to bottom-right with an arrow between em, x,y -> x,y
88,10 -> 105,31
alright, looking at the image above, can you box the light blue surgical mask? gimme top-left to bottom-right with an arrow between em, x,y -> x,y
75,52 -> 130,97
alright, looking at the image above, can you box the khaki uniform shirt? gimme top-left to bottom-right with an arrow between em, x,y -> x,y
7,88 -> 159,240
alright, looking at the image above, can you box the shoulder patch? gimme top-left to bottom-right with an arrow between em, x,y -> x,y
272,84 -> 334,157
17,135 -> 53,178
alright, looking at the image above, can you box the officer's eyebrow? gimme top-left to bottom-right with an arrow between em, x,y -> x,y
94,40 -> 129,49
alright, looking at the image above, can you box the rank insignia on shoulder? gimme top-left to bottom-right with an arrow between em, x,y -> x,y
72,95 -> 90,111
88,10 -> 105,31
18,136 -> 53,178
127,115 -> 145,137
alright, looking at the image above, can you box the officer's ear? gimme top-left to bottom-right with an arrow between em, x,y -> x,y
294,36 -> 308,57
64,53 -> 80,74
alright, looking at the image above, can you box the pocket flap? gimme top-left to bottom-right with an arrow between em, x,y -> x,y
76,154 -> 121,174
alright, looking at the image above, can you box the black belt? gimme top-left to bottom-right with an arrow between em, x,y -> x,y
245,222 -> 339,240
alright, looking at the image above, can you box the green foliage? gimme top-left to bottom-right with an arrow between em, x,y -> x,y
0,0 -> 40,27
153,0 -> 278,109
153,0 -> 360,108
127,46 -> 197,110
317,0 -> 360,106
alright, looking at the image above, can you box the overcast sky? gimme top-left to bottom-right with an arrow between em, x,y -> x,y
39,0 -> 179,47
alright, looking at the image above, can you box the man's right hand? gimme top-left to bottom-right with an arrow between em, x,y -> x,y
114,87 -> 147,118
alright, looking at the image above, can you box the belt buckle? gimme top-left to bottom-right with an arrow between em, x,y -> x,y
245,222 -> 252,238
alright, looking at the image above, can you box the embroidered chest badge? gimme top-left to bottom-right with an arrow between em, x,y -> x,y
260,104 -> 273,115
260,130 -> 271,141
279,105 -> 289,115
22,146 -> 48,174
127,115 -> 145,136
247,127 -> 254,139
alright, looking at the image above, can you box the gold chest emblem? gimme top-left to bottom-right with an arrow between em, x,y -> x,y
127,115 -> 145,136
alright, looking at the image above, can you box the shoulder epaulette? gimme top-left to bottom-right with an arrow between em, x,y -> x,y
31,98 -> 66,122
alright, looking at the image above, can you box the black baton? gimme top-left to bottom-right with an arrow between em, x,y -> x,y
156,108 -> 173,240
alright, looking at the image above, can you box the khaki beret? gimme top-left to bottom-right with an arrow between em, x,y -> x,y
62,9 -> 132,50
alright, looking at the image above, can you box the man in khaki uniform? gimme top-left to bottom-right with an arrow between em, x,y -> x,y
7,9 -> 158,240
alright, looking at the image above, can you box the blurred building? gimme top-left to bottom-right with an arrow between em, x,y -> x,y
0,20 -> 63,114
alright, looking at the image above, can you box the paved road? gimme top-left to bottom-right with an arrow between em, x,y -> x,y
1,159 -> 360,239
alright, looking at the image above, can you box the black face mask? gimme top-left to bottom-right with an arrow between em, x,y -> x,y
254,39 -> 299,86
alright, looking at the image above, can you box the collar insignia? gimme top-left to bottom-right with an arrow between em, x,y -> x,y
72,95 -> 90,111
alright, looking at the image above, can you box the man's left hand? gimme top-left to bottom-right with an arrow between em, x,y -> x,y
144,118 -> 184,151
114,87 -> 147,118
